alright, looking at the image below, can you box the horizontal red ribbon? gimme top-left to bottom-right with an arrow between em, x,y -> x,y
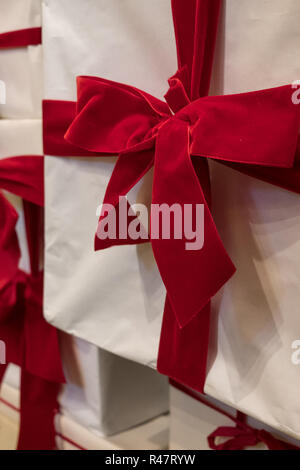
42,76 -> 300,393
0,27 -> 42,49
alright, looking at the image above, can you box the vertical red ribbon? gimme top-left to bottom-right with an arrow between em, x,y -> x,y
157,0 -> 223,392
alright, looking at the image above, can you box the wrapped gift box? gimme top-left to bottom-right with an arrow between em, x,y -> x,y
0,0 -> 41,33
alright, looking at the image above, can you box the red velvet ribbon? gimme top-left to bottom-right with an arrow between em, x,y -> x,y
0,27 -> 42,49
0,156 -> 65,450
170,380 -> 300,451
42,0 -> 300,392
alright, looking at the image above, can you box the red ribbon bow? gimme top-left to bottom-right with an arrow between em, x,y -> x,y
66,75 -> 300,327
63,72 -> 300,389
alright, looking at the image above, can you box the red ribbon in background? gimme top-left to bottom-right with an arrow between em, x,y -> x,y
0,24 -> 64,449
171,380 -> 300,450
0,156 -> 65,450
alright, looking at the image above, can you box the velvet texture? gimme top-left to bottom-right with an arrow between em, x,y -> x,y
43,0 -> 300,392
0,156 -> 65,450
0,27 -> 42,48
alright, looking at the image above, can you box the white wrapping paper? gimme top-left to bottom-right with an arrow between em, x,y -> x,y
43,0 -> 300,439
0,47 -> 43,119
43,0 -> 176,367
0,0 -> 41,34
204,0 -> 300,440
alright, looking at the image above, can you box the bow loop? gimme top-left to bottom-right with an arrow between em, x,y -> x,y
187,85 -> 300,168
65,76 -> 170,154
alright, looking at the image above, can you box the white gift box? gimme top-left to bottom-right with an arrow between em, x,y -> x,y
59,335 -> 168,436
1,333 -> 169,438
43,0 -> 176,367
204,0 -> 300,441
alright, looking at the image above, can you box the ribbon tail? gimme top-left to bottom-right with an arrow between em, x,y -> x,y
17,368 -> 60,450
157,296 -> 210,392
